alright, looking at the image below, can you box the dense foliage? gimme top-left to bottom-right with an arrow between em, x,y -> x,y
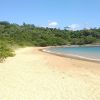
0,42 -> 15,62
0,21 -> 100,61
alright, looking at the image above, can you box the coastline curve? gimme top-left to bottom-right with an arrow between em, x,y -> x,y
40,46 -> 100,63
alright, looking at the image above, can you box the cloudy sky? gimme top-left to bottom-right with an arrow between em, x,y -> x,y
0,0 -> 100,29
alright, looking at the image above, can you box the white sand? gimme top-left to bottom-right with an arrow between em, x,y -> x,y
0,47 -> 100,100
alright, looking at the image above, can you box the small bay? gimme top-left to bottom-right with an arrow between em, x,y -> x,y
47,46 -> 100,61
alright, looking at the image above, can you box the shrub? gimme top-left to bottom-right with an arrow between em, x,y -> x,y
0,43 -> 15,62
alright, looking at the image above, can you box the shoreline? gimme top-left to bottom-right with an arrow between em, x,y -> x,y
40,46 -> 100,63
44,44 -> 100,48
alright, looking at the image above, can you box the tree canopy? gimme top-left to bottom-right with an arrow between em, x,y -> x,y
0,21 -> 100,47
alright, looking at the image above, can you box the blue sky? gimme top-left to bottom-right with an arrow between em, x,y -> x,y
0,0 -> 100,29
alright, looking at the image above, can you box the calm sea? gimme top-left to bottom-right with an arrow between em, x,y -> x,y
47,46 -> 100,61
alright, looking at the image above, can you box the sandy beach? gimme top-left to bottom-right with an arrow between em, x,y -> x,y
0,47 -> 100,100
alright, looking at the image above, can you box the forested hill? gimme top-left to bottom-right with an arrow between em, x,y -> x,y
0,21 -> 100,47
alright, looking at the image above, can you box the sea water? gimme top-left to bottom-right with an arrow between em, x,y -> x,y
47,46 -> 100,61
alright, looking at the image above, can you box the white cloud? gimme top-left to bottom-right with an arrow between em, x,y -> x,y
48,21 -> 58,28
84,23 -> 91,30
68,24 -> 80,30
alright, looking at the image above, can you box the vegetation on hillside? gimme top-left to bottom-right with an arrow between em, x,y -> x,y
0,21 -> 100,62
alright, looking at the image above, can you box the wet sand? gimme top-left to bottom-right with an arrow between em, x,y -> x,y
0,47 -> 100,100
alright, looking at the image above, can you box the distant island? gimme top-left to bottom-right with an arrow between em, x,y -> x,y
0,21 -> 100,62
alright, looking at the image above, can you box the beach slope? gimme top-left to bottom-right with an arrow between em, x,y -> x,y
0,47 -> 100,100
